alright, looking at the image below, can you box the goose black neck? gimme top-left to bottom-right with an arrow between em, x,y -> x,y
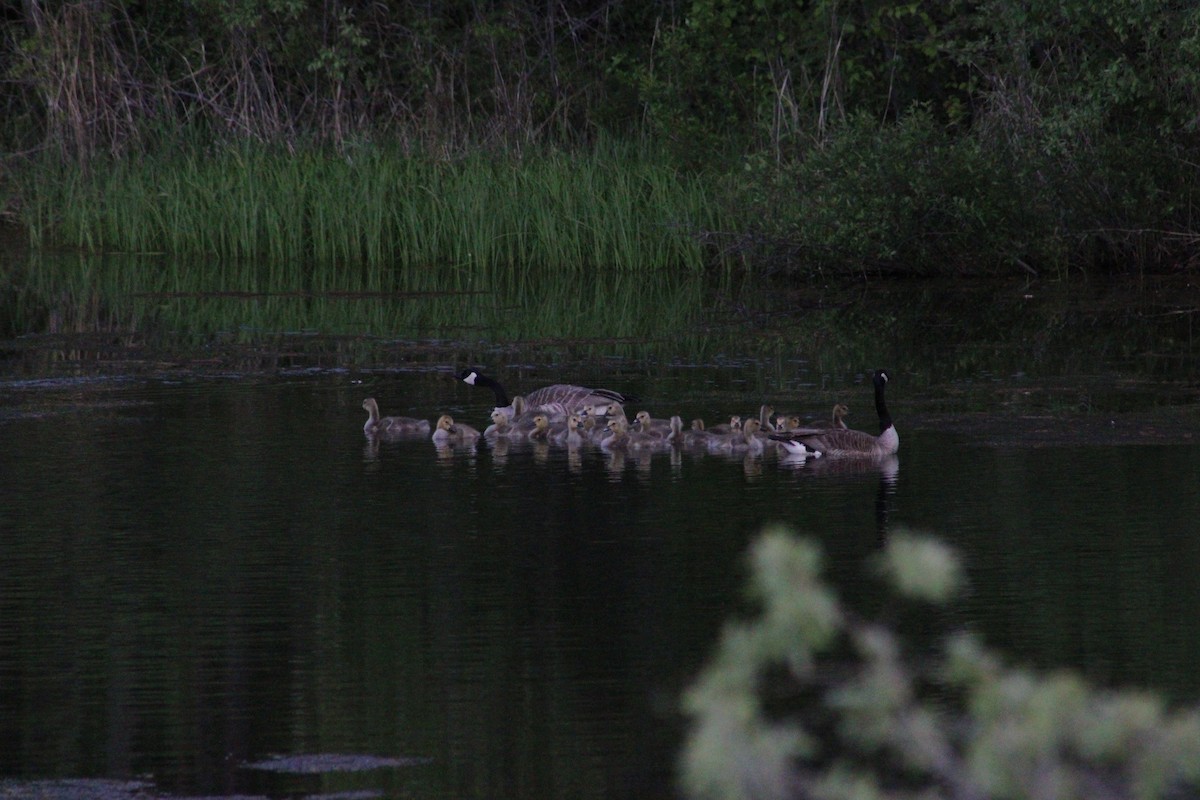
473,372 -> 509,407
873,370 -> 893,434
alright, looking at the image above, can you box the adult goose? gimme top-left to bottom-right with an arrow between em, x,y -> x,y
458,369 -> 635,421
362,398 -> 430,436
769,370 -> 898,459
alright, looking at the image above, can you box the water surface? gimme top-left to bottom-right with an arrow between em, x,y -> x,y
2,263 -> 1200,799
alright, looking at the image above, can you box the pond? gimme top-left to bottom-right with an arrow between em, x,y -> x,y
2,249 -> 1200,800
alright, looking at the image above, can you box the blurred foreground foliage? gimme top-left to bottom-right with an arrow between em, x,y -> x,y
680,528 -> 1200,800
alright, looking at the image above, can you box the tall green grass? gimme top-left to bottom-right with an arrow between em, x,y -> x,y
18,138 -> 730,280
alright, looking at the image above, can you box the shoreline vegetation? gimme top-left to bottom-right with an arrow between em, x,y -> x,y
2,1 -> 1200,279
14,140 -> 727,277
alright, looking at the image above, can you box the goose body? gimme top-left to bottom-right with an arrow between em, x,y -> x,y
769,370 -> 898,459
459,369 -> 635,421
362,398 -> 431,436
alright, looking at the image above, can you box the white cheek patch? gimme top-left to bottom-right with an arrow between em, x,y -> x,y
463,371 -> 477,385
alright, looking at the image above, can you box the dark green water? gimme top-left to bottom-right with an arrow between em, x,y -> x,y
2,253 -> 1200,799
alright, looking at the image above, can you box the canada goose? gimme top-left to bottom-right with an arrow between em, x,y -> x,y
362,398 -> 430,436
773,413 -> 803,432
483,409 -> 524,439
509,395 -> 527,415
626,417 -> 668,450
527,413 -> 552,442
774,404 -> 848,437
830,403 -> 850,430
554,414 -> 584,447
708,415 -> 742,435
678,418 -> 714,448
599,417 -> 630,451
633,410 -> 672,438
579,405 -> 603,441
432,414 -> 481,444
666,415 -> 687,445
711,418 -> 765,454
458,369 -> 635,421
769,370 -> 898,458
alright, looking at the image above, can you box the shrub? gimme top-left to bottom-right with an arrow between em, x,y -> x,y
727,110 -> 1057,278
680,527 -> 1200,800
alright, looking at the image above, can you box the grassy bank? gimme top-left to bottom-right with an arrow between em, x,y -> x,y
12,119 -> 1197,285
15,138 -> 729,280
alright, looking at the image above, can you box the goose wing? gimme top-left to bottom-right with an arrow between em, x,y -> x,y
768,427 -> 880,458
523,384 -> 633,419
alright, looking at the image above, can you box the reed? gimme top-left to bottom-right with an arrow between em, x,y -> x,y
18,138 -> 730,279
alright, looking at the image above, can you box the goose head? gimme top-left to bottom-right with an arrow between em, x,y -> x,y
529,413 -> 551,438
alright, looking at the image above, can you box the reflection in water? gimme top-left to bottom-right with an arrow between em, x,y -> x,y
778,451 -> 900,547
4,274 -> 1200,798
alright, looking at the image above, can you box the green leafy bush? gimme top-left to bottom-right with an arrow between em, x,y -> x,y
680,527 -> 1200,800
726,109 -> 1057,278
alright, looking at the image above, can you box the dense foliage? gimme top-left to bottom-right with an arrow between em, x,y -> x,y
3,0 -> 1200,275
681,528 -> 1200,800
